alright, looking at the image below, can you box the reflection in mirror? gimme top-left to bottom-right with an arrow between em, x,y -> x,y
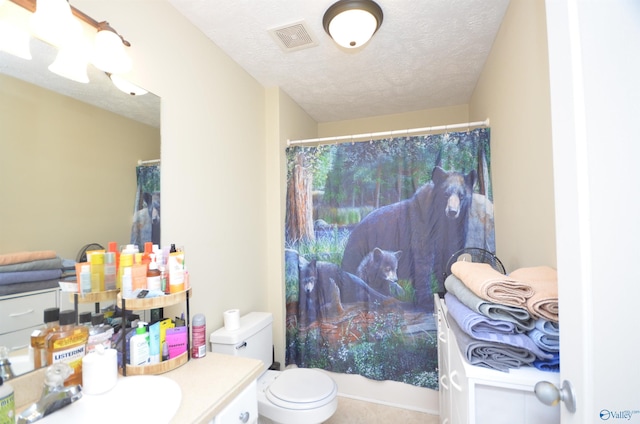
0,3 -> 160,377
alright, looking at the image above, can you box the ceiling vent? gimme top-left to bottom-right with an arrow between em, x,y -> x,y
268,20 -> 318,52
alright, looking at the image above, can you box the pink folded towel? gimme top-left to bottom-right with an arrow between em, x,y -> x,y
0,250 -> 58,266
451,261 -> 534,308
509,266 -> 559,322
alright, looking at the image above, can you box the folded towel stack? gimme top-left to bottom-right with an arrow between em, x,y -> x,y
0,250 -> 64,295
446,261 -> 560,373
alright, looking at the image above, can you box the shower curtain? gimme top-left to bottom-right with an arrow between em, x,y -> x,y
284,128 -> 494,389
130,164 -> 161,251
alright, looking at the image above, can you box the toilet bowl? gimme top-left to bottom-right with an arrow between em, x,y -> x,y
257,369 -> 338,424
210,312 -> 338,424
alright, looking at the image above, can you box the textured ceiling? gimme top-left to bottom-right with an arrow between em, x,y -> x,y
2,1 -> 510,127
168,0 -> 511,123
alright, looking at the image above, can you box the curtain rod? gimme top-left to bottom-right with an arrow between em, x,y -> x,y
287,118 -> 490,147
137,159 -> 160,165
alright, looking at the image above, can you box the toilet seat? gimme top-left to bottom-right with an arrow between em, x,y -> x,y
265,368 -> 337,410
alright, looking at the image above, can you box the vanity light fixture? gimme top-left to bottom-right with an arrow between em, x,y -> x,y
92,21 -> 132,74
4,0 -> 133,85
322,0 -> 383,49
108,73 -> 148,96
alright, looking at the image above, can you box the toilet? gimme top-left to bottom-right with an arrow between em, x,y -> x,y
210,312 -> 338,424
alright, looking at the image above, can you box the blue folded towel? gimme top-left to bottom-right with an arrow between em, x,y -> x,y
445,292 -> 554,360
532,352 -> 560,372
527,328 -> 560,352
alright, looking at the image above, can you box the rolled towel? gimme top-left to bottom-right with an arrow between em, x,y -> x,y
532,352 -> 560,372
535,318 -> 559,336
527,328 -> 559,352
451,261 -> 534,308
509,266 -> 559,322
445,274 -> 534,332
447,312 -> 536,372
445,293 -> 553,361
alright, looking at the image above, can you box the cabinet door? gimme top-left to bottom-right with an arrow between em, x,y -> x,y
435,296 -> 451,424
212,380 -> 258,424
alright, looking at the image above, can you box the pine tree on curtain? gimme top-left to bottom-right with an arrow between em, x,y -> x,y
130,164 -> 161,251
284,128 -> 494,389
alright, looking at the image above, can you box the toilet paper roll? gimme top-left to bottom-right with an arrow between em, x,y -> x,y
223,309 -> 241,331
82,346 -> 118,395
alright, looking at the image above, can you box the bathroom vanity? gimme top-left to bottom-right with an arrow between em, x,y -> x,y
12,352 -> 263,424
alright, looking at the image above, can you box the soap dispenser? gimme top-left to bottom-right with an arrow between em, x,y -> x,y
130,322 -> 150,366
0,347 -> 15,382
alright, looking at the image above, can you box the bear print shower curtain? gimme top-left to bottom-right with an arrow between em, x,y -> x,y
130,163 -> 161,251
284,128 -> 495,389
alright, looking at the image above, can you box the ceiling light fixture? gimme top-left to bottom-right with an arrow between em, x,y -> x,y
322,0 -> 383,49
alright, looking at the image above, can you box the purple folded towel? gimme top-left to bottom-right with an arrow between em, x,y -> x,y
445,292 -> 553,360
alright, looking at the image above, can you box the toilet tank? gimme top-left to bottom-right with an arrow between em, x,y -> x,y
210,312 -> 273,373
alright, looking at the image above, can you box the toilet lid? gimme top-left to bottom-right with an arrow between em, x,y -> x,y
266,368 -> 337,410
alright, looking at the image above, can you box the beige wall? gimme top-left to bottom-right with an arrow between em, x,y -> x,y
318,104 -> 468,137
265,87 -> 317,366
0,73 -> 159,259
469,0 -> 556,271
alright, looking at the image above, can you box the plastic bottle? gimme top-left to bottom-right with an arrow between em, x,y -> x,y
122,266 -> 133,299
0,376 -> 14,424
146,254 -> 161,291
131,253 -> 147,293
104,252 -> 117,291
89,251 -> 105,292
78,311 -> 92,327
45,309 -> 89,387
30,307 -> 60,369
87,313 -> 113,354
79,264 -> 91,295
129,322 -> 150,366
191,314 -> 206,359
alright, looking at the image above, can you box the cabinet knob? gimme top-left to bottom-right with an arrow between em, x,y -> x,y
534,380 -> 576,413
238,411 -> 250,423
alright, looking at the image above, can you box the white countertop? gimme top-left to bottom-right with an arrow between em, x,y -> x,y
13,353 -> 263,424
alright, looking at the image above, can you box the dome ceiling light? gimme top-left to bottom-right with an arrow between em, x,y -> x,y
322,0 -> 383,49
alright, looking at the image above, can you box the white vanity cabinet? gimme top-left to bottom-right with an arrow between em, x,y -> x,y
435,295 -> 560,424
0,288 -> 59,351
211,379 -> 258,424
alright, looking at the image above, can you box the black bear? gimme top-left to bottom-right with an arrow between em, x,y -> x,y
341,166 -> 476,312
287,250 -> 399,327
356,248 -> 404,298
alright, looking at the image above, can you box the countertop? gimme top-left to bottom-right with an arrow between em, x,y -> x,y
12,353 -> 263,424
165,353 -> 263,423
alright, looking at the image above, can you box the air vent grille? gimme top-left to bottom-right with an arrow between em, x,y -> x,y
269,20 -> 318,52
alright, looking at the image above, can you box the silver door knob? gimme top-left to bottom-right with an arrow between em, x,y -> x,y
534,380 -> 576,413
238,411 -> 250,423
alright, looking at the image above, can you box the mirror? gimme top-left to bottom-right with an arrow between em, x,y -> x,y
0,6 -> 161,377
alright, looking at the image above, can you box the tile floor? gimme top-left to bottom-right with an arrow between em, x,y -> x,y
324,396 -> 439,424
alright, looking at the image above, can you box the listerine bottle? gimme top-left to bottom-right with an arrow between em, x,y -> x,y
45,310 -> 89,387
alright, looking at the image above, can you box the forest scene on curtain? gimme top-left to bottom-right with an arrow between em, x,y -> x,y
130,164 -> 161,251
284,128 -> 495,389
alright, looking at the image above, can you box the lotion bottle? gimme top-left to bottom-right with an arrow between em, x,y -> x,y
146,254 -> 161,291
130,322 -> 150,366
